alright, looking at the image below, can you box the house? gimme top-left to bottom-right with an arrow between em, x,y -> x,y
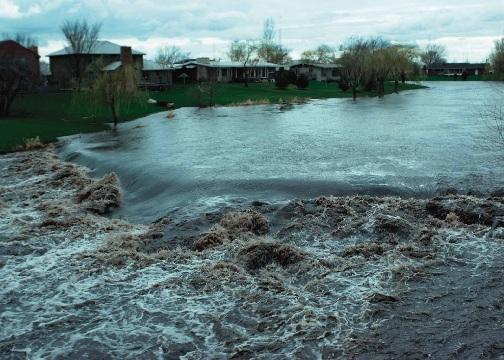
288,61 -> 342,82
139,60 -> 173,90
172,58 -> 281,83
0,40 -> 41,84
425,63 -> 488,76
48,40 -> 172,89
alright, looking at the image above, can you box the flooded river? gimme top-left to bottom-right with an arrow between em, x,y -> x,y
58,82 -> 504,223
1,82 -> 504,359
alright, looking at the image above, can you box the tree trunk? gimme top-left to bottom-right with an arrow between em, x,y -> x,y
0,79 -> 20,116
244,67 -> 249,87
352,86 -> 357,100
111,101 -> 118,127
378,78 -> 385,97
394,80 -> 399,93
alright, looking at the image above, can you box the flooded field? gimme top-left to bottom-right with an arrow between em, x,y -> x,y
2,82 -> 504,358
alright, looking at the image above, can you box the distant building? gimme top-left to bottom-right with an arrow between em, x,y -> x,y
48,40 -> 171,89
172,58 -> 281,83
425,63 -> 488,76
0,40 -> 41,84
288,61 -> 342,82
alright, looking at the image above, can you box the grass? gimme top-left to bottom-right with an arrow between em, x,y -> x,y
0,81 -> 426,152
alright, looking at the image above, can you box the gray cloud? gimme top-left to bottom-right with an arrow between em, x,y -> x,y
1,0 -> 502,61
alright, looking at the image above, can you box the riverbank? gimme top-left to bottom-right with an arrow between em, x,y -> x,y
0,81 -> 425,152
1,147 -> 503,358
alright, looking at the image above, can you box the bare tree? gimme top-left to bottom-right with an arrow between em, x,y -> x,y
60,20 -> 101,90
155,46 -> 190,69
489,38 -> 504,80
229,40 -> 258,87
0,56 -> 34,116
300,44 -> 337,64
257,18 -> 290,64
2,32 -> 37,48
420,43 -> 447,68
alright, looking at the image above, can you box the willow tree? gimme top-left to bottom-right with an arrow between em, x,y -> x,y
389,45 -> 418,91
489,38 -> 504,80
90,64 -> 138,126
339,37 -> 372,100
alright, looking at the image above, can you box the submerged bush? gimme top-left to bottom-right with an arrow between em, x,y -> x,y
219,209 -> 269,236
76,173 -> 121,214
236,241 -> 305,271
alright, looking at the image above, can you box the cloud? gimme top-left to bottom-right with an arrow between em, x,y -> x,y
1,0 -> 502,62
0,0 -> 40,18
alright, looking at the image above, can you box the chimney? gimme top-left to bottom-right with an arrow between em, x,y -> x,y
120,46 -> 133,65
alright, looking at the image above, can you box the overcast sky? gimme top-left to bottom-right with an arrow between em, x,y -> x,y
1,0 -> 503,62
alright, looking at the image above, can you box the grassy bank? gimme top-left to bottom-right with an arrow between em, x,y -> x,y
0,81 -> 425,152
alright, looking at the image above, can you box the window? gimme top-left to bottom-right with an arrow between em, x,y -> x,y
222,68 -> 228,77
332,69 -> 339,76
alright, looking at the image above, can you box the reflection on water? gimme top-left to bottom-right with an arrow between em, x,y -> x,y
58,82 -> 504,223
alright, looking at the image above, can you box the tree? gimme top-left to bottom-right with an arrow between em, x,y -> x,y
420,43 -> 447,68
300,44 -> 337,64
275,70 -> 290,90
366,37 -> 392,97
155,46 -> 190,69
388,45 -> 418,92
60,19 -> 101,90
339,37 -> 372,100
257,18 -> 290,64
228,40 -> 258,87
1,32 -> 37,48
489,38 -> 504,80
296,74 -> 309,90
89,63 -> 138,126
0,57 -> 33,116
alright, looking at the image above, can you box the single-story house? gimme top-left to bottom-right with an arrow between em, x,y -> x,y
425,63 -> 488,76
0,40 -> 41,84
48,40 -> 172,89
288,61 -> 342,82
172,58 -> 281,83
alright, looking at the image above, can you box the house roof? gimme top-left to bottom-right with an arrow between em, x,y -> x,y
427,62 -> 488,70
102,59 -> 169,72
48,40 -> 145,57
175,59 -> 281,69
288,60 -> 341,69
0,40 -> 40,57
102,61 -> 122,71
142,59 -> 166,71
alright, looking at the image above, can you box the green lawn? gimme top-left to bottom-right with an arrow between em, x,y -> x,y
0,81 -> 426,152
